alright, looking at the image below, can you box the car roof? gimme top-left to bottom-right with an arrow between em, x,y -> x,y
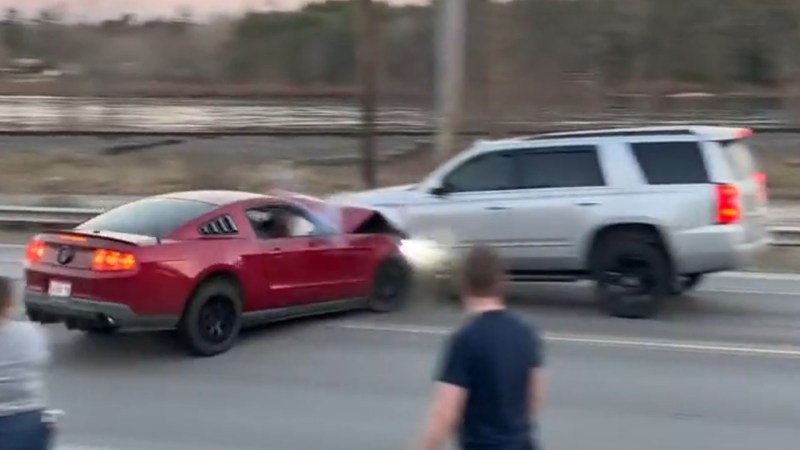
154,190 -> 269,206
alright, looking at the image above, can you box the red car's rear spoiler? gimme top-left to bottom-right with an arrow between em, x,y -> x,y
40,229 -> 157,246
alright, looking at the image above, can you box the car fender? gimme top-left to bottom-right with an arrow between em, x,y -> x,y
188,262 -> 247,304
582,218 -> 675,265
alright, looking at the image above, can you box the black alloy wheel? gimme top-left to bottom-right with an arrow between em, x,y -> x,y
369,257 -> 411,313
198,296 -> 237,345
179,279 -> 243,357
594,235 -> 672,319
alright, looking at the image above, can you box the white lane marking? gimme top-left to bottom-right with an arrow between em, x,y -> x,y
333,322 -> 800,358
58,446 -> 132,450
59,447 -> 118,450
700,288 -> 800,297
711,271 -> 800,281
57,442 -> 283,450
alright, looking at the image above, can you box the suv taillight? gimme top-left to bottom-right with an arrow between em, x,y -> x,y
716,183 -> 741,224
755,171 -> 768,202
25,239 -> 45,265
92,249 -> 137,272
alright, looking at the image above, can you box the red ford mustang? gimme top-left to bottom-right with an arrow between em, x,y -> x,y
23,190 -> 412,356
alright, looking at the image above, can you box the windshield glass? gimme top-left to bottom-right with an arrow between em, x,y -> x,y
76,198 -> 217,238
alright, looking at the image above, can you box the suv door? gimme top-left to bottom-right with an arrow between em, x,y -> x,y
501,145 -> 609,271
403,151 -> 517,251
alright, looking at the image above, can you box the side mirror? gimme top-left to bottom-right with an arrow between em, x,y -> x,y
430,185 -> 449,197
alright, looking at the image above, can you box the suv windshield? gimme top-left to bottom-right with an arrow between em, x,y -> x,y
76,197 -> 217,238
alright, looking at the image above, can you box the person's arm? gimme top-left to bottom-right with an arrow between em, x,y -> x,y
528,327 -> 545,417
28,322 -> 50,365
415,382 -> 467,450
529,368 -> 544,417
412,335 -> 470,450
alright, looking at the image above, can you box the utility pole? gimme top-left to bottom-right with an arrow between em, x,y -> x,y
475,0 -> 497,138
357,0 -> 378,188
434,0 -> 467,163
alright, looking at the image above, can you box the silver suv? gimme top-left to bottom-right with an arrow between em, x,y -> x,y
336,126 -> 770,318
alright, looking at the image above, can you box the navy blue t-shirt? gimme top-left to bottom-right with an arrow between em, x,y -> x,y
436,310 -> 544,450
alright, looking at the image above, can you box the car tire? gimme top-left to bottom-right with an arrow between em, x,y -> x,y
368,257 -> 411,313
178,279 -> 243,357
671,274 -> 704,295
592,233 -> 672,319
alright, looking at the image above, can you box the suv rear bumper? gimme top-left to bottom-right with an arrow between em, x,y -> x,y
24,291 -> 178,331
672,227 -> 770,274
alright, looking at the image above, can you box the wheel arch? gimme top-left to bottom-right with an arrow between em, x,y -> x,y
585,222 -> 675,275
183,268 -> 245,316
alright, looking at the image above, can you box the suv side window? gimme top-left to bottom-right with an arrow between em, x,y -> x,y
516,146 -> 605,189
443,152 -> 513,193
631,141 -> 709,184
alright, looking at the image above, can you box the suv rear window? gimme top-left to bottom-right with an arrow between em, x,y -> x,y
720,140 -> 758,180
631,141 -> 709,184
77,198 -> 217,238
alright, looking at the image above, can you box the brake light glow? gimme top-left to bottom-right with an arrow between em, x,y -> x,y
716,183 -> 741,224
735,128 -> 754,139
58,234 -> 87,243
755,171 -> 768,202
25,239 -> 45,265
92,249 -> 137,272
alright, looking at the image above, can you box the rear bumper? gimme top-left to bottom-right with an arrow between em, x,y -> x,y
24,291 -> 178,331
671,225 -> 770,274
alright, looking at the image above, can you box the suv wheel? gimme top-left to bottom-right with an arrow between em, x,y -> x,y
593,234 -> 672,319
178,279 -> 243,357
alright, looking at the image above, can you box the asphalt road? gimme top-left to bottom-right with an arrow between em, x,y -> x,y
1,251 -> 799,449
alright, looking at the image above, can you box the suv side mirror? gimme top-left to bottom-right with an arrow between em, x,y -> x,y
429,184 -> 450,197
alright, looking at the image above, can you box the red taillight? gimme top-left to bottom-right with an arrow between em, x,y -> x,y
92,249 -> 137,272
716,183 -> 741,224
736,128 -> 754,139
25,239 -> 45,265
755,171 -> 768,202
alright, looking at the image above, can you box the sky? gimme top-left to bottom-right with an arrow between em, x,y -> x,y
0,0 -> 426,21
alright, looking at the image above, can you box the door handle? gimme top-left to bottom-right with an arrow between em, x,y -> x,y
485,205 -> 511,211
575,201 -> 601,207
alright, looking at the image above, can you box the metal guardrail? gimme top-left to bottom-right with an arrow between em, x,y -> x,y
0,204 -> 799,246
0,205 -> 104,226
768,226 -> 800,246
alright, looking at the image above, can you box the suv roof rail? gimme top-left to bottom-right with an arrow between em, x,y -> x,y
521,127 -> 696,141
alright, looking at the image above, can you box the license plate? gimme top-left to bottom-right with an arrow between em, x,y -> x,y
48,280 -> 71,298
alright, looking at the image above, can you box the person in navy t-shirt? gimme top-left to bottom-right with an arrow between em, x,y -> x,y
413,245 -> 545,450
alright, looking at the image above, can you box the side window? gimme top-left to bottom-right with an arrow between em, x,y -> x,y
443,153 -> 513,193
246,207 -> 319,240
631,141 -> 709,184
719,140 -> 758,180
516,147 -> 605,189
